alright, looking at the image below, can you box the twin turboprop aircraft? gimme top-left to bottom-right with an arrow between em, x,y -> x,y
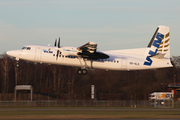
6,25 -> 172,75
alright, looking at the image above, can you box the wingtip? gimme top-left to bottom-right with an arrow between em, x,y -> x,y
88,42 -> 97,44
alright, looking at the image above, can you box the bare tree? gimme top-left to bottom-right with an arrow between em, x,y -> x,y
52,65 -> 57,92
0,55 -> 12,93
171,56 -> 180,68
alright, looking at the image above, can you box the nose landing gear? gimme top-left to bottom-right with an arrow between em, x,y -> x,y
16,62 -> 20,68
15,58 -> 20,68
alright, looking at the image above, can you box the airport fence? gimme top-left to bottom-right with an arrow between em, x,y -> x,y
0,100 -> 180,108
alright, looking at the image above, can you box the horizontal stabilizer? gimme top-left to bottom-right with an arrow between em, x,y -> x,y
150,53 -> 165,59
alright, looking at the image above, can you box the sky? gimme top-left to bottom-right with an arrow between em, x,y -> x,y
0,0 -> 180,56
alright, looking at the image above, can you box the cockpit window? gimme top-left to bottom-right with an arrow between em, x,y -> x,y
22,47 -> 31,50
27,47 -> 31,50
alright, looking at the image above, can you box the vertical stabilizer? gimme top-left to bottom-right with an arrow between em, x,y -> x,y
147,26 -> 170,58
144,26 -> 172,67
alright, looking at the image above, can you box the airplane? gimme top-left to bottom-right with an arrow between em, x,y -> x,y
6,25 -> 172,75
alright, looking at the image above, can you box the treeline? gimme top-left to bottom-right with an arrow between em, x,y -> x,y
0,54 -> 180,100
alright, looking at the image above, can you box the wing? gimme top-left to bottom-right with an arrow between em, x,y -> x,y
77,42 -> 109,59
77,42 -> 97,53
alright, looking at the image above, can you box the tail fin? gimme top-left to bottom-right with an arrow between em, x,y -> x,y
144,26 -> 172,67
147,26 -> 170,58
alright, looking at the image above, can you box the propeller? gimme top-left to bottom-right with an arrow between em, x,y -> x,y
54,39 -> 57,47
58,37 -> 60,48
56,37 -> 61,60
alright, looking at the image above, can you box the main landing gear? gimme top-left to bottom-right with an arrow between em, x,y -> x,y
77,68 -> 87,75
77,56 -> 88,75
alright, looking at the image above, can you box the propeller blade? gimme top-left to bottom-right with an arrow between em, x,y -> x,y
58,37 -> 60,48
56,37 -> 61,60
56,50 -> 59,60
54,39 -> 57,47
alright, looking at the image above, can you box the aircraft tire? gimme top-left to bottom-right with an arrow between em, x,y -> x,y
82,69 -> 87,75
16,63 -> 20,68
77,69 -> 82,75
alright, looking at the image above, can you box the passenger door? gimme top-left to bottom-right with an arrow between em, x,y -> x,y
121,59 -> 127,69
35,47 -> 42,61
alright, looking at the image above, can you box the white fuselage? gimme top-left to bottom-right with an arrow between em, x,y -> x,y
6,45 -> 172,71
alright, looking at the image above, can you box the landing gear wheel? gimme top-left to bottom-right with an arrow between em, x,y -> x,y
16,63 -> 19,68
77,68 -> 87,75
77,68 -> 82,75
16,62 -> 19,68
82,69 -> 87,75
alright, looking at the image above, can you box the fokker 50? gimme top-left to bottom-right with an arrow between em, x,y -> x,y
6,26 -> 172,75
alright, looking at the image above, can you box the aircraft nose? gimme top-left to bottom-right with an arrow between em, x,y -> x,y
6,50 -> 21,57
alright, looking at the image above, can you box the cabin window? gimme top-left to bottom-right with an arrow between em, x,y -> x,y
117,61 -> 119,63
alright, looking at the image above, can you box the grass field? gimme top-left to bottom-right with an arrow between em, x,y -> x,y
0,107 -> 180,119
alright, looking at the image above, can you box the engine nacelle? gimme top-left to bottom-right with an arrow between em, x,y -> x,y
58,47 -> 80,56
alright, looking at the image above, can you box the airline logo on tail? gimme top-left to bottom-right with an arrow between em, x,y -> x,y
144,32 -> 164,66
